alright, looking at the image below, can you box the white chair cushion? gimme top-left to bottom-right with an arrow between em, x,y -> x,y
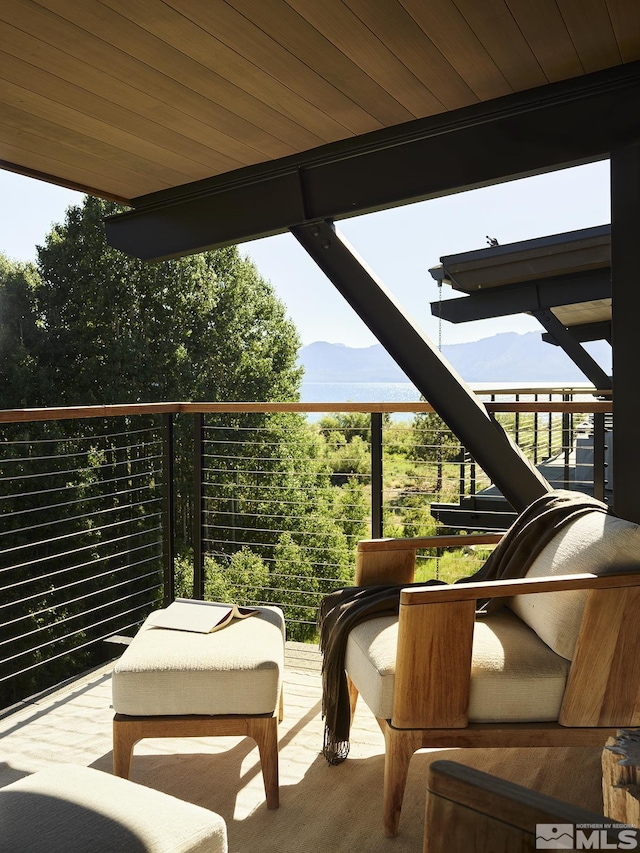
112,605 -> 284,716
508,513 -> 640,660
345,610 -> 569,723
0,765 -> 227,853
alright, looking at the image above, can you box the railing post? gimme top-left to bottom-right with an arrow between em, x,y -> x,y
193,412 -> 205,600
371,413 -> 383,539
458,450 -> 466,500
562,393 -> 571,489
161,413 -> 175,606
593,411 -> 606,502
533,394 -> 539,466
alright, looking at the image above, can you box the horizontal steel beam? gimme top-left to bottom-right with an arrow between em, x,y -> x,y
430,504 -> 517,532
105,63 -> 640,261
292,220 -> 550,512
432,270 -> 610,323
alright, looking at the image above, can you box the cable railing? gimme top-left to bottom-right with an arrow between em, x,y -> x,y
0,389 -> 611,707
0,415 -> 169,710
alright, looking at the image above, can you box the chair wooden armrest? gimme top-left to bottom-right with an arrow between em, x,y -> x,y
392,570 -> 640,730
400,568 -> 640,605
355,533 -> 503,586
424,760 -> 615,853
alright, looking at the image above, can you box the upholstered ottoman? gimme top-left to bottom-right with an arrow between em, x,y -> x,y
112,605 -> 285,809
0,764 -> 227,853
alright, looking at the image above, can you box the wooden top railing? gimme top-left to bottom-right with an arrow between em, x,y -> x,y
0,392 -> 614,424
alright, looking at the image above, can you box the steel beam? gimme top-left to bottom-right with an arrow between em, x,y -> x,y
292,221 -> 550,512
432,270 -> 610,323
531,309 -> 612,390
611,144 -> 640,523
105,62 -> 640,261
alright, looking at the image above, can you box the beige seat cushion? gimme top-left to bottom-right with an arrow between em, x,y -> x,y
345,610 -> 569,723
0,765 -> 227,853
508,512 -> 640,660
112,605 -> 284,716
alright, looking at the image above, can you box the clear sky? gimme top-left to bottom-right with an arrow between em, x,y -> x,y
0,160 -> 610,348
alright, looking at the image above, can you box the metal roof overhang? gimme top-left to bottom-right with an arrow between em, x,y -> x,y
431,224 -> 612,326
105,62 -> 640,261
429,224 -> 614,388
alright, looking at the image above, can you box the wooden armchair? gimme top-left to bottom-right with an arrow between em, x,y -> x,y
345,515 -> 640,837
424,760 -> 620,853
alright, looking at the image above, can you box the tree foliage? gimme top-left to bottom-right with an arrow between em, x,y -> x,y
410,411 -> 459,463
0,254 -> 41,407
28,197 -> 302,407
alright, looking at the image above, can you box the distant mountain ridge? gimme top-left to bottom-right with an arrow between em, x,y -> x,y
299,333 -> 610,383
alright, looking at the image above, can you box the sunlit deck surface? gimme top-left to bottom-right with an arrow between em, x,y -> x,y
0,643 -> 605,852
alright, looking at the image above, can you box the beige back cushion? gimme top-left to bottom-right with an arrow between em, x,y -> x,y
507,512 -> 640,660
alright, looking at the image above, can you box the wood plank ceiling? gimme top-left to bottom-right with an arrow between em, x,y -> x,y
1,0 -> 639,204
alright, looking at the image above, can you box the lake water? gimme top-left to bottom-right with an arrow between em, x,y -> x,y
301,381 -> 421,405
300,380 -> 594,404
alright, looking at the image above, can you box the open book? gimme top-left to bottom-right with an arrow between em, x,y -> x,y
148,598 -> 259,634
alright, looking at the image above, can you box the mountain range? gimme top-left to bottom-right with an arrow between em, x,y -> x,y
299,332 -> 611,384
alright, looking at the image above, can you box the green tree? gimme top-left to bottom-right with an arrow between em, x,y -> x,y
317,411 -> 390,444
410,410 -> 460,495
33,197 -> 302,407
0,254 -> 42,408
203,549 -> 270,606
333,479 -> 368,546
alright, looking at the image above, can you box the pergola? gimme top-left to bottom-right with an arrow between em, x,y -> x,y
1,1 -> 639,519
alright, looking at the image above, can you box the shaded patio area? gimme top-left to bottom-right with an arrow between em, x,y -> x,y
0,643 -> 605,851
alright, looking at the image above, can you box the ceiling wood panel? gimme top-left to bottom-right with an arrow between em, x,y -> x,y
451,0 -> 548,90
0,53 -> 228,183
397,0 -> 512,101
0,0 -> 637,203
2,1 -> 308,161
608,0 -> 640,62
557,0 -> 622,73
161,0 -> 385,136
0,101 -> 185,193
35,0 -> 336,148
94,0 -> 336,151
0,86 -> 204,193
227,0 -> 416,127
0,24 -> 254,172
506,0 -> 585,81
285,0 -> 446,117
0,135 -> 141,200
343,0 -> 478,110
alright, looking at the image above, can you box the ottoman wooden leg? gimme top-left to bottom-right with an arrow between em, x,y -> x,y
248,716 -> 279,809
113,714 -> 141,779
